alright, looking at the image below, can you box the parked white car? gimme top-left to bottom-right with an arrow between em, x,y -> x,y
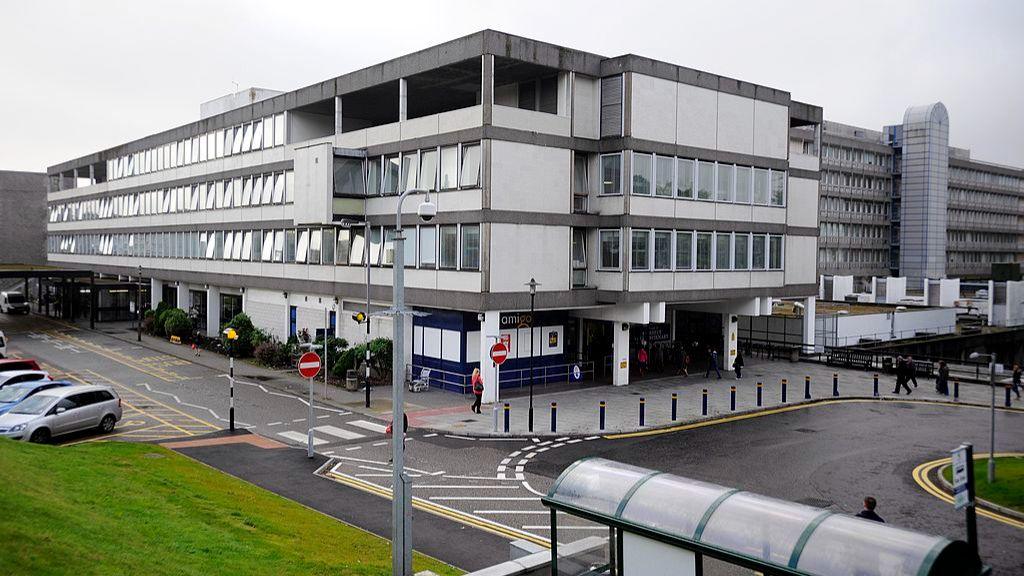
0,292 -> 30,314
0,385 -> 122,443
0,370 -> 50,389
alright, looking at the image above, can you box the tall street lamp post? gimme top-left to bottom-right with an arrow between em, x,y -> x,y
136,265 -> 143,342
526,278 -> 539,432
391,187 -> 434,576
969,351 -> 998,483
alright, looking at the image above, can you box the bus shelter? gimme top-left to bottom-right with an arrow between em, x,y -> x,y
542,458 -> 986,576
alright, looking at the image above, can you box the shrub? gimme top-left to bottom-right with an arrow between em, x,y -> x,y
141,315 -> 155,335
163,309 -> 192,340
254,341 -> 282,367
331,338 -> 392,382
154,309 -> 172,337
222,313 -> 256,357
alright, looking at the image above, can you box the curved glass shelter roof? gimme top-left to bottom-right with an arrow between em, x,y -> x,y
543,458 -> 983,576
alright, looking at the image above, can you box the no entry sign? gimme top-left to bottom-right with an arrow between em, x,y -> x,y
490,342 -> 509,366
298,352 -> 322,378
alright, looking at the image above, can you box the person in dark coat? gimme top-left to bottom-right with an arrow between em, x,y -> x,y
705,347 -> 721,379
732,351 -> 744,379
1012,364 -> 1022,400
906,356 -> 919,388
935,361 -> 950,396
893,355 -> 911,395
855,496 -> 885,523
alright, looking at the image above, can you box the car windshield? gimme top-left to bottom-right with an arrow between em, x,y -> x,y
10,394 -> 55,415
0,387 -> 29,403
6,294 -> 25,304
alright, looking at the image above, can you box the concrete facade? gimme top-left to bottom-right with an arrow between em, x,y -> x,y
0,170 -> 47,265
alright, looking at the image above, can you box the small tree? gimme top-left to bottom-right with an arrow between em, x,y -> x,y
222,312 -> 256,357
163,308 -> 192,340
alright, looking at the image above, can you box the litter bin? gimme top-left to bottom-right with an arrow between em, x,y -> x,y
345,369 -> 359,392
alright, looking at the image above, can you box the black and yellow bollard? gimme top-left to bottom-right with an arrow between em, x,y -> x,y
832,373 -> 839,397
954,378 -> 959,400
873,374 -> 879,397
782,379 -> 788,403
671,393 -> 678,421
702,389 -> 708,415
730,385 -> 736,411
550,402 -> 557,432
639,397 -> 646,427
503,403 -> 510,434
599,401 -> 606,431
756,381 -> 763,406
1006,384 -> 1013,408
804,375 -> 812,400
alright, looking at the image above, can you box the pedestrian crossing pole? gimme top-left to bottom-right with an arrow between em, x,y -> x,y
229,357 -> 235,432
307,374 -> 314,459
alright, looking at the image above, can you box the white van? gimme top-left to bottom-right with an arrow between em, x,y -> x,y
1,292 -> 30,315
0,331 -> 6,359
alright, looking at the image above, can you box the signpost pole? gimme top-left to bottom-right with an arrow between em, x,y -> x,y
952,443 -> 978,557
307,374 -> 314,459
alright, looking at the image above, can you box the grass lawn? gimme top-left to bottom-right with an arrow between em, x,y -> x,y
943,455 -> 1024,513
0,439 -> 462,576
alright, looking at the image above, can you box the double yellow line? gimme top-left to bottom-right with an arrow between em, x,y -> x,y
46,330 -> 187,383
912,454 -> 1024,530
326,470 -> 551,548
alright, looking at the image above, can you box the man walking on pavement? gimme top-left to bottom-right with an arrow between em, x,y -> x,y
906,355 -> 918,388
855,496 -> 885,523
732,350 -> 744,379
1011,364 -> 1022,400
893,355 -> 912,395
705,347 -> 722,379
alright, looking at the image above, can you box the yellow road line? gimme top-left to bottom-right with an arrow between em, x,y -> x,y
912,454 -> 1024,530
63,424 -> 172,446
607,397 -> 1023,439
46,330 -> 186,383
85,370 -> 219,430
325,471 -> 551,548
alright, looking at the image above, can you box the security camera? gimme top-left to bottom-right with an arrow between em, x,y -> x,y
418,200 -> 437,222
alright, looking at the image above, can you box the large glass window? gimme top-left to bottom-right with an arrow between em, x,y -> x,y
601,154 -> 622,195
336,229 -> 350,265
655,156 -> 674,197
366,157 -> 381,196
599,230 -> 620,269
573,153 -> 589,196
697,161 -> 715,200
733,233 -> 749,270
274,114 -> 285,146
653,230 -> 672,270
735,166 -> 752,204
382,228 -> 396,266
439,146 -> 459,190
752,234 -> 766,269
439,225 -> 458,269
753,168 -> 770,205
696,232 -> 713,270
461,225 -> 480,270
769,235 -> 783,269
630,229 -> 650,271
715,233 -> 732,270
383,155 -> 400,195
349,228 -> 365,265
676,231 -> 693,270
419,148 -> 438,191
631,152 -> 652,196
322,229 -> 335,265
369,227 -> 382,266
419,226 -> 436,268
309,229 -> 322,264
460,144 -> 481,188
333,158 -> 364,196
285,229 -> 297,263
717,164 -> 734,202
771,171 -> 786,206
676,158 -> 694,199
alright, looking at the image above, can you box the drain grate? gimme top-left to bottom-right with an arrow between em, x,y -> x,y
794,428 -> 818,434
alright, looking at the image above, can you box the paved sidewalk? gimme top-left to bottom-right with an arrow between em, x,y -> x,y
75,319 -> 1022,438
413,357 -> 1022,436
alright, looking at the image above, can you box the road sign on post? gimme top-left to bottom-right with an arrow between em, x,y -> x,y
952,443 -> 978,557
490,342 -> 508,366
298,352 -> 322,379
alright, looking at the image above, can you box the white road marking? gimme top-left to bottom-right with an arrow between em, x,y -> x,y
445,434 -> 475,440
314,425 -> 365,440
278,431 -> 326,445
443,474 -> 517,481
349,419 -> 387,434
423,433 -> 438,437
429,496 -> 538,501
267,421 -> 282,426
345,446 -> 362,451
372,441 -> 388,446
292,418 -> 305,423
317,414 -> 331,419
521,480 -> 547,497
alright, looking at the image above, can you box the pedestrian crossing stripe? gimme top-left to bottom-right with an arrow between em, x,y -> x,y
314,425 -> 365,440
348,419 -> 387,434
278,431 -> 328,445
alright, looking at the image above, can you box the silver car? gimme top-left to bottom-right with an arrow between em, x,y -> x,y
0,384 -> 122,443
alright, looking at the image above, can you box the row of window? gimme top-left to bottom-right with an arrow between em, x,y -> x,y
949,167 -> 1022,191
359,143 -> 482,196
947,209 -> 1018,228
48,170 -> 295,223
820,223 -> 888,239
48,224 -> 482,271
818,196 -> 889,217
598,153 -> 787,206
948,188 -> 1023,212
107,114 -> 286,181
818,248 -> 889,265
947,231 -> 1020,245
947,252 -> 1016,264
598,229 -> 784,272
821,144 -> 891,168
821,170 -> 891,192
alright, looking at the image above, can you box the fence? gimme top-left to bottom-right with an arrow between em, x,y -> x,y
409,361 -> 596,394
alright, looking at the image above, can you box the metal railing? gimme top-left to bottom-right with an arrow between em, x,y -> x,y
410,361 -> 596,394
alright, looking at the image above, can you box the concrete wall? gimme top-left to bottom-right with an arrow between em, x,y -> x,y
490,141 -> 570,213
0,171 -> 47,265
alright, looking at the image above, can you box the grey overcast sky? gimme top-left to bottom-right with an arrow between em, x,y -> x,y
3,0 -> 1022,172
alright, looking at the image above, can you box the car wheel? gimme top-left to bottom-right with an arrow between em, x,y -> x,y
29,428 -> 51,444
99,415 -> 116,433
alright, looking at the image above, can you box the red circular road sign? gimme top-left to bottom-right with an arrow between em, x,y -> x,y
489,342 -> 509,366
298,352 -> 322,378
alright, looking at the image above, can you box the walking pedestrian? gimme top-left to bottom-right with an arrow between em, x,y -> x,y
733,350 -> 744,379
677,349 -> 690,377
637,345 -> 649,378
893,355 -> 911,395
470,368 -> 483,414
1012,364 -> 1022,399
906,355 -> 919,388
705,347 -> 722,379
935,361 -> 950,396
855,496 -> 885,523
191,342 -> 200,358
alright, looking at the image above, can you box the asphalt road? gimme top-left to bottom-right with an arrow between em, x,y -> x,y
3,312 -> 1022,574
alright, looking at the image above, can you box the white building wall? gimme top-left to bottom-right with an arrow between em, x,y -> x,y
675,84 -> 718,150
630,74 -> 677,143
489,223 -> 569,293
490,141 -> 571,213
716,93 -> 755,155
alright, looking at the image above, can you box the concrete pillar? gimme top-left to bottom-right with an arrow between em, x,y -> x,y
150,278 -> 163,310
479,311 -> 500,403
72,168 -> 78,189
334,96 -> 343,134
722,313 -> 739,370
88,164 -> 95,185
802,296 -> 816,353
481,54 -> 494,126
176,283 -> 189,311
207,286 -> 221,335
612,321 -> 630,386
398,78 -> 408,122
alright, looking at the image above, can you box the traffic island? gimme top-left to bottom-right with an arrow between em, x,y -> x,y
940,454 -> 1024,519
